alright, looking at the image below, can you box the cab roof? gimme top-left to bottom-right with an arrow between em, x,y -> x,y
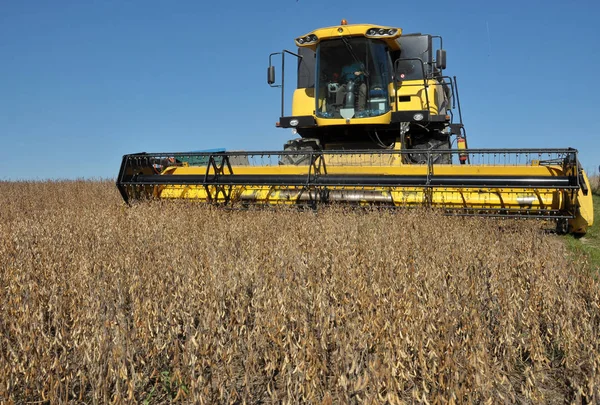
295,23 -> 402,51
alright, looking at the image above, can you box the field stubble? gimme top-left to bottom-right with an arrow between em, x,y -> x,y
1,181 -> 599,403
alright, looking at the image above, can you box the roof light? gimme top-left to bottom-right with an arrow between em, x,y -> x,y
295,34 -> 318,46
341,19 -> 348,25
365,26 -> 401,38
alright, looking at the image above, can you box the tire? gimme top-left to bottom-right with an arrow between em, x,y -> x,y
280,138 -> 321,165
408,137 -> 452,165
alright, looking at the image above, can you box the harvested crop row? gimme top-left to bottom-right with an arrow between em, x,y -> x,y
0,181 -> 599,404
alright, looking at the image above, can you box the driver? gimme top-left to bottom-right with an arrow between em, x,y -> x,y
336,61 -> 367,111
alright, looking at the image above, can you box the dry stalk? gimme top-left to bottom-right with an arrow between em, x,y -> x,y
0,180 -> 599,403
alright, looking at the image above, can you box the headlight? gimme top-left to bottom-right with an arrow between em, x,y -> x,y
289,119 -> 299,127
296,34 -> 318,46
366,27 -> 400,37
413,113 -> 424,121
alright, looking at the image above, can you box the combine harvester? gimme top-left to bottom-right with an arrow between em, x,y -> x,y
117,21 -> 594,234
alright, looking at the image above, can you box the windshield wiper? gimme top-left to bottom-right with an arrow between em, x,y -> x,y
341,37 -> 369,77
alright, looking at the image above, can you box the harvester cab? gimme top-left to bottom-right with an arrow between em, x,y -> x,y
117,21 -> 594,235
268,21 -> 466,165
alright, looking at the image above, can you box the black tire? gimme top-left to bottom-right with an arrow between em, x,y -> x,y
280,138 -> 321,165
408,137 -> 452,165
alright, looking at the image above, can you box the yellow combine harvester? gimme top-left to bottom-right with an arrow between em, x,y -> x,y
116,21 -> 594,234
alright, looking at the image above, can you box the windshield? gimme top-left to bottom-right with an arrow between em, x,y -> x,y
315,38 -> 392,119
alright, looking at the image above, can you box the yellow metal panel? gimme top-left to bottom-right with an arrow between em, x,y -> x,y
393,79 -> 441,114
569,169 -> 594,233
291,88 -> 315,117
167,162 -> 566,176
314,111 -> 392,127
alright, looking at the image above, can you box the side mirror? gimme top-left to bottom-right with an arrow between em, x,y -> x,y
267,66 -> 276,85
436,49 -> 447,70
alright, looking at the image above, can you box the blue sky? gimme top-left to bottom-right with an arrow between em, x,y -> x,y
1,0 -> 599,179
